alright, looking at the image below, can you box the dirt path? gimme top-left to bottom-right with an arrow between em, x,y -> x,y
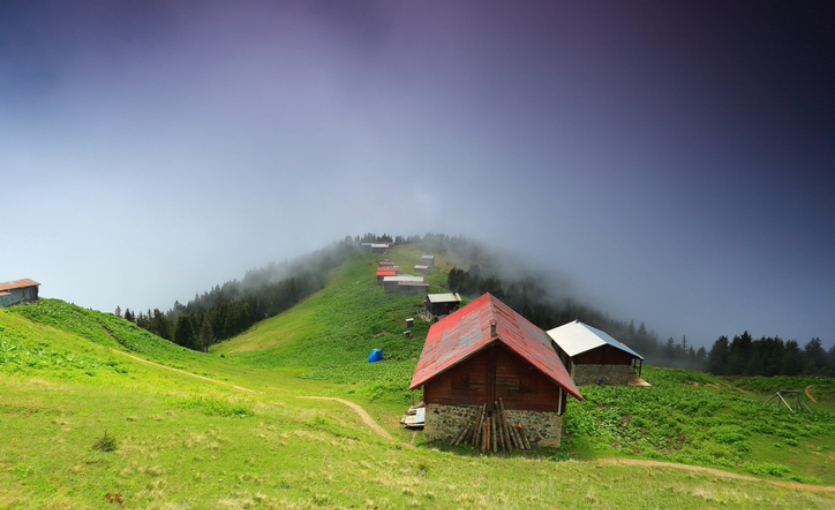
109,349 -> 258,393
596,458 -> 835,494
297,396 -> 394,441
806,385 -> 818,403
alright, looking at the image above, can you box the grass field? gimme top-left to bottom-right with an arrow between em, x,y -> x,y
2,245 -> 834,509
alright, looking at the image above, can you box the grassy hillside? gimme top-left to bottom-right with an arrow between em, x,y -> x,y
1,244 -> 834,508
213,246 -> 454,403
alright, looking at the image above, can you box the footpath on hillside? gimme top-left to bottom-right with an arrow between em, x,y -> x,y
109,348 -> 258,393
596,458 -> 835,494
108,347 -> 394,441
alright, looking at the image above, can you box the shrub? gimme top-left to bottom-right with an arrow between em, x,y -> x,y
93,431 -> 118,452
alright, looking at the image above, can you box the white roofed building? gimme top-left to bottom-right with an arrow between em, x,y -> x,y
547,320 -> 645,386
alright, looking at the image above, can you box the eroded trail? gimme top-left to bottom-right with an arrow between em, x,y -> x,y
298,396 -> 394,441
597,458 -> 835,493
109,348 -> 258,393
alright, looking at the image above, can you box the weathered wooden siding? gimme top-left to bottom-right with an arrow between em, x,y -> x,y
573,344 -> 634,366
423,344 -> 564,414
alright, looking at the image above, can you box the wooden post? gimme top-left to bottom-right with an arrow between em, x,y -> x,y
491,414 -> 497,453
518,423 -> 531,450
472,403 -> 486,448
498,398 -> 513,453
494,401 -> 503,452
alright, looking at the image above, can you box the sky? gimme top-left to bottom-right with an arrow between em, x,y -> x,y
2,1 -> 834,349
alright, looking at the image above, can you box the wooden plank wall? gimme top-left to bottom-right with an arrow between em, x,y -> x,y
424,344 -> 564,414
573,344 -> 633,366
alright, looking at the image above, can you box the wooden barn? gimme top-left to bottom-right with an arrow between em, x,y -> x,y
410,293 -> 582,447
421,255 -> 435,267
0,279 -> 41,308
423,292 -> 461,321
547,320 -> 644,386
382,275 -> 424,293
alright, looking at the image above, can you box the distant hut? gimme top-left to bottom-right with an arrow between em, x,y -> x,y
421,255 -> 435,267
423,293 -> 461,321
414,264 -> 430,275
410,293 -> 582,447
371,243 -> 390,254
0,279 -> 41,308
376,269 -> 397,284
382,275 -> 424,293
397,281 -> 430,295
547,320 -> 644,386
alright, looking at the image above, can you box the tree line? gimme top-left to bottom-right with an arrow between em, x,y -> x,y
118,237 -> 363,351
447,266 -> 707,370
706,332 -> 835,377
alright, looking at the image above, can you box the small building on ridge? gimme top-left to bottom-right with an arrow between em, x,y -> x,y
0,279 -> 41,308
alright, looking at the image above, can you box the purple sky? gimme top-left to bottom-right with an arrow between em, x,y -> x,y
2,1 -> 834,349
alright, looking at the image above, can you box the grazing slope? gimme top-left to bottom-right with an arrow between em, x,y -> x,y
1,244 -> 834,509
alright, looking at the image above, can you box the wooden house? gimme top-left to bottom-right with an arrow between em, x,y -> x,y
382,275 -> 424,293
423,292 -> 461,321
397,282 -> 430,295
421,255 -> 435,267
0,279 -> 41,308
547,320 -> 644,386
371,243 -> 391,254
410,293 -> 582,447
414,264 -> 430,275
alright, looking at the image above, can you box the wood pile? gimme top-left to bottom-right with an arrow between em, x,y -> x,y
450,398 -> 531,452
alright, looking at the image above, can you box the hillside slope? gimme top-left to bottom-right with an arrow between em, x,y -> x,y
2,247 -> 834,508
213,245 -> 453,399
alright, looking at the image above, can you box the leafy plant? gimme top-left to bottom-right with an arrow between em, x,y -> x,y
93,431 -> 118,452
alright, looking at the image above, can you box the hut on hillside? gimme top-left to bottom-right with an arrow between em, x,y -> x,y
410,293 -> 582,447
547,320 -> 644,386
414,264 -> 430,275
376,269 -> 397,283
397,281 -> 430,295
421,255 -> 435,267
422,292 -> 462,321
0,279 -> 41,308
372,243 -> 392,254
382,275 -> 424,293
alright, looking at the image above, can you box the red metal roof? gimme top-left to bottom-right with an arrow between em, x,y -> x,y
409,293 -> 582,400
0,279 -> 40,292
376,269 -> 397,277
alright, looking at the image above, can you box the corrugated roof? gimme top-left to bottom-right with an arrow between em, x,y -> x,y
376,270 -> 397,277
383,275 -> 424,283
0,279 -> 41,292
546,320 -> 643,360
426,293 -> 461,303
410,293 -> 582,400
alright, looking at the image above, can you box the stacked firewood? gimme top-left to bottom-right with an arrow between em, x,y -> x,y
450,398 -> 531,452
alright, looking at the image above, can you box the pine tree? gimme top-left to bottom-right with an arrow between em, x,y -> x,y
174,315 -> 196,350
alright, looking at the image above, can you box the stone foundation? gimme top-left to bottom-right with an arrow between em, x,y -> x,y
573,364 -> 635,386
424,404 -> 564,448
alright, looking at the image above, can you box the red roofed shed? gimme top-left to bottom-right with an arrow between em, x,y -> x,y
410,293 -> 581,446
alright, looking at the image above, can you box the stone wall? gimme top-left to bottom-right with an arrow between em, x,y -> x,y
424,404 -> 564,448
573,364 -> 634,386
423,404 -> 479,444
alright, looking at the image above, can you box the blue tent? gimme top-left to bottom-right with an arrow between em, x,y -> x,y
368,349 -> 383,363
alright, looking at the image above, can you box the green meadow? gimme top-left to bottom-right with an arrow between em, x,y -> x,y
1,246 -> 834,509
